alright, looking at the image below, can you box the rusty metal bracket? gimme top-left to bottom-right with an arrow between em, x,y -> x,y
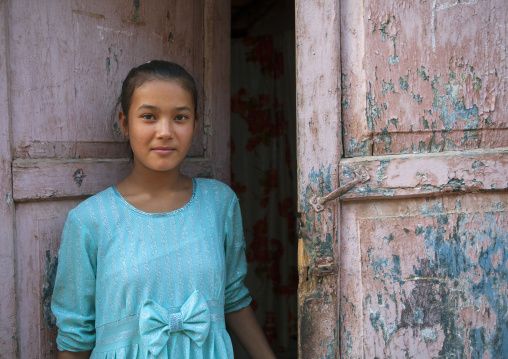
309,167 -> 370,212
313,256 -> 336,276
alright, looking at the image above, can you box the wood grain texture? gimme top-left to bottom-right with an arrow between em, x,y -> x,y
340,193 -> 508,358
204,0 -> 231,184
8,0 -> 205,159
296,0 -> 342,357
339,148 -> 508,200
12,157 -> 213,201
342,0 -> 508,157
15,200 -> 81,358
0,0 -> 18,356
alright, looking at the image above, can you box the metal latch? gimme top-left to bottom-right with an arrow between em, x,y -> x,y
313,256 -> 336,276
309,167 -> 370,212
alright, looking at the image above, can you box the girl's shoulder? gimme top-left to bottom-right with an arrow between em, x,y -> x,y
195,178 -> 237,200
68,186 -> 117,224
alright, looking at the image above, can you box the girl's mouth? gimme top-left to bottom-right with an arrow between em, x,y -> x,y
152,147 -> 176,155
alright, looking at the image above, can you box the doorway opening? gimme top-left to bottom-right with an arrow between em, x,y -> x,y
230,1 -> 297,358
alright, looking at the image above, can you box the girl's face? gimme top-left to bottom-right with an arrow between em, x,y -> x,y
118,79 -> 198,174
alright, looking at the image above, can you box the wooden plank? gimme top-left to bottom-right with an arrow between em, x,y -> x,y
204,0 -> 231,184
0,0 -> 18,355
339,148 -> 508,200
340,193 -> 508,358
8,0 -> 205,159
296,0 -> 342,357
341,0 -> 371,158
342,0 -> 508,156
15,201 -> 81,357
12,157 -> 212,201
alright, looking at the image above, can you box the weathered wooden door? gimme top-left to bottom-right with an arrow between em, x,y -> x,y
296,0 -> 507,358
0,0 -> 230,357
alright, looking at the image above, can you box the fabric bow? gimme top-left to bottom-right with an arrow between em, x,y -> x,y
139,291 -> 211,356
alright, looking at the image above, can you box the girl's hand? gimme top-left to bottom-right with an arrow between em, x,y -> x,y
225,306 -> 277,359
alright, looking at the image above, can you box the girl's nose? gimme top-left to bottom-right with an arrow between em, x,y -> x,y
156,119 -> 174,138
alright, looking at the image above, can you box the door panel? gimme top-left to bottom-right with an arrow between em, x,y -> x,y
341,193 -> 508,358
296,0 -> 507,358
15,201 -> 80,357
9,0 -> 204,158
342,0 -> 508,158
1,0 -> 230,357
336,0 -> 508,358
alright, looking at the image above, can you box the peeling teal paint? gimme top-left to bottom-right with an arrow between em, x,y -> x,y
375,129 -> 393,154
388,37 -> 399,65
472,160 -> 485,171
366,82 -> 382,131
376,159 -> 390,185
411,91 -> 423,104
422,117 -> 429,129
378,14 -> 393,42
421,210 -> 508,358
301,166 -> 335,256
346,137 -> 371,157
365,202 -> 507,358
417,66 -> 430,81
341,73 -> 350,110
431,73 -> 481,133
370,309 -> 398,344
382,79 -> 396,95
399,74 -> 409,91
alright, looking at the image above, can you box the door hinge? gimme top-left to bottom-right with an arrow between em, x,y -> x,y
309,166 -> 370,212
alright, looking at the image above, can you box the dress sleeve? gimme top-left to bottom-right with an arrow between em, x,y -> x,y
51,210 -> 97,351
224,197 -> 252,313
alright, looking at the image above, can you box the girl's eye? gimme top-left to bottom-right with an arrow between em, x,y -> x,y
175,115 -> 188,121
141,114 -> 155,120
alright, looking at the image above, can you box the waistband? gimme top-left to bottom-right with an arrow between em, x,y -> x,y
94,300 -> 225,352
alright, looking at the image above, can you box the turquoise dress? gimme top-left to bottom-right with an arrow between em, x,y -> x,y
51,178 -> 251,358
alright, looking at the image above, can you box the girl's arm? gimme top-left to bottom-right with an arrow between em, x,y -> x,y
58,351 -> 92,359
225,305 -> 276,359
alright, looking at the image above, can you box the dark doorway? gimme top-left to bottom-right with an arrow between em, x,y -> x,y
230,1 -> 297,358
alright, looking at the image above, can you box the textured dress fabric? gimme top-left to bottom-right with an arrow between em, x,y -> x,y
51,178 -> 252,358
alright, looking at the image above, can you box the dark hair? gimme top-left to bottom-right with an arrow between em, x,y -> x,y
118,60 -> 198,158
120,60 -> 198,118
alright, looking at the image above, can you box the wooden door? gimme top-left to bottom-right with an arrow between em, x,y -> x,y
0,0 -> 230,357
296,0 -> 507,358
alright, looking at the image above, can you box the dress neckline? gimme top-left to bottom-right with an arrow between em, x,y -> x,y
111,177 -> 197,217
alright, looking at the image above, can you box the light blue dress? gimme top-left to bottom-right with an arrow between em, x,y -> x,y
51,178 -> 251,358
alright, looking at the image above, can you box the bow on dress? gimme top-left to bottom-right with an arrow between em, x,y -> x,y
139,290 -> 211,357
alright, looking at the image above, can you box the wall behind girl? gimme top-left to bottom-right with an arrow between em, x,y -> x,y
51,60 -> 276,359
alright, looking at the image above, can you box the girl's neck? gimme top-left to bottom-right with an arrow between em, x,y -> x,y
115,165 -> 194,213
117,163 -> 188,195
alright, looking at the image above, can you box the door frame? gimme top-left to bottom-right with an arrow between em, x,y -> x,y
295,0 -> 342,357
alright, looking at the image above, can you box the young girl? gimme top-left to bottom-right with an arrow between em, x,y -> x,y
51,61 -> 276,359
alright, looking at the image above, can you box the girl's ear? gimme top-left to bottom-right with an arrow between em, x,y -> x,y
118,110 -> 129,137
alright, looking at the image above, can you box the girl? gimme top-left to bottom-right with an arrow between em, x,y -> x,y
51,61 -> 276,359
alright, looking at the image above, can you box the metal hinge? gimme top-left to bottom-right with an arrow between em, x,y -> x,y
309,167 -> 370,212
